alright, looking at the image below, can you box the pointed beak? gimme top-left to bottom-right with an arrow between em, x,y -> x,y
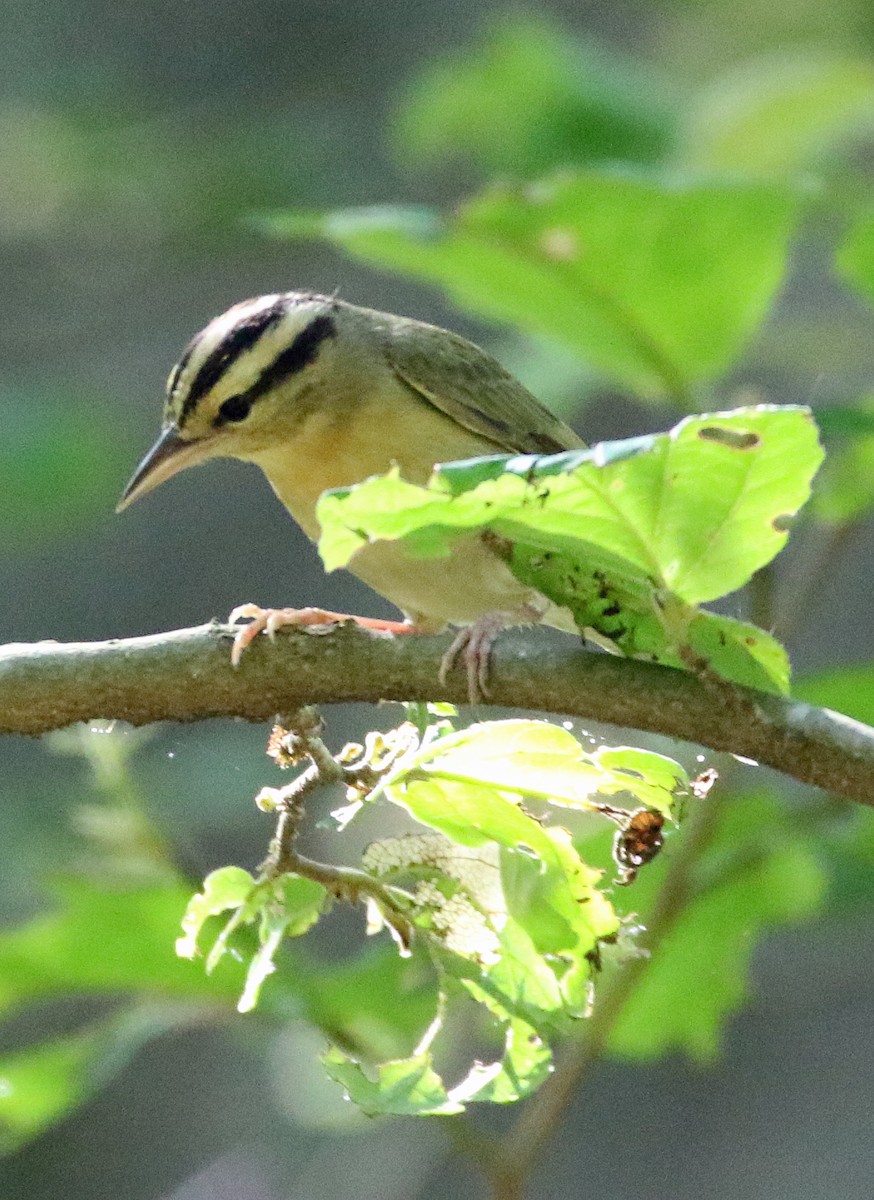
116,424 -> 210,512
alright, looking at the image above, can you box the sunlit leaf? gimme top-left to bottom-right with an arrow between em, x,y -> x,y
363,829 -> 582,1026
239,875 -> 328,1012
396,719 -> 689,819
324,1002 -> 552,1115
369,725 -> 627,1022
176,866 -> 256,960
363,834 -> 505,965
686,612 -> 791,694
178,867 -> 328,1011
323,1046 -> 463,1116
318,406 -> 820,691
607,796 -> 826,1061
447,1017 -> 553,1105
263,170 -> 800,399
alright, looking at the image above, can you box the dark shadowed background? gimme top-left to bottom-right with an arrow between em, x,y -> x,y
3,0 -> 874,1196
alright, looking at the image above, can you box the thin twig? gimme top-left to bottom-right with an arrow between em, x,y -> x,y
256,708 -> 416,946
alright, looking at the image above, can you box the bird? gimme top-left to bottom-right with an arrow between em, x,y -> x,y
117,291 -> 585,700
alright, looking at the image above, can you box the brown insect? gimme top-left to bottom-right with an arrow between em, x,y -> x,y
613,808 -> 666,885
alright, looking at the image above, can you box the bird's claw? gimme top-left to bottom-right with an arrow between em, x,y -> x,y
228,604 -> 417,666
228,604 -> 343,666
439,614 -> 510,704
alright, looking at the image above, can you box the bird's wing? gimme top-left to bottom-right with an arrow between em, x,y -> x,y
384,320 -> 585,455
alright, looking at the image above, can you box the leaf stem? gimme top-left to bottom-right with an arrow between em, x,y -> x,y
257,708 -> 416,945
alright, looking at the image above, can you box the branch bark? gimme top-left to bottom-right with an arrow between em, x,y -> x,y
1,622 -> 872,805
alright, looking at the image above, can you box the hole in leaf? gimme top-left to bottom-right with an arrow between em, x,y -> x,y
697,426 -> 761,450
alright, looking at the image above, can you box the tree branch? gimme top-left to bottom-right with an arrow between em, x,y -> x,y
1,622 -> 872,805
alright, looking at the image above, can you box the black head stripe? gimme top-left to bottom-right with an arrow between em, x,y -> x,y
167,337 -> 197,401
179,298 -> 289,424
242,313 -> 337,405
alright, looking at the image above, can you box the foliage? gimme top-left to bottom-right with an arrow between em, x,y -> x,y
3,391 -> 129,551
176,718 -> 692,1113
317,405 -> 821,693
266,173 -> 800,403
392,15 -> 677,176
4,8 -> 874,1182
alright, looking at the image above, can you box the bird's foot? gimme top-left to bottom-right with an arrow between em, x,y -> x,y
438,602 -> 549,703
437,613 -> 511,704
228,603 -> 414,666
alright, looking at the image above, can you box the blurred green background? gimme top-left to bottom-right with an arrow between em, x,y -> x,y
3,0 -> 874,1195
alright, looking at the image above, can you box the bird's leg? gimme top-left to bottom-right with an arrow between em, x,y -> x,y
228,603 -> 415,667
438,603 -> 546,704
230,602 -> 547,704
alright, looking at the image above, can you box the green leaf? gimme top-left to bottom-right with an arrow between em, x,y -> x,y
263,170 -> 800,400
457,911 -> 568,1025
0,1004 -> 183,1152
370,723 -> 630,1022
318,406 -> 820,691
838,207 -> 874,306
323,1003 -> 552,1115
362,837 -> 572,1027
1,392 -> 129,549
321,407 -> 820,602
178,868 -> 328,1012
387,774 -> 561,857
393,719 -> 689,819
379,776 -> 619,1016
447,1016 -> 553,1105
680,54 -> 874,177
607,796 -> 826,1061
686,612 -> 791,693
176,865 -> 257,960
364,833 -> 507,961
794,664 -> 874,725
239,875 -> 327,1013
811,396 -> 874,524
0,879 -> 244,1017
393,15 -> 674,176
323,1046 -> 463,1116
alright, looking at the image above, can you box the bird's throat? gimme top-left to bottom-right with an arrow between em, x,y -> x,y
249,397 -> 500,540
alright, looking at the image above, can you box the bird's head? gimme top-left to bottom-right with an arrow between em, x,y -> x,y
117,291 -> 342,511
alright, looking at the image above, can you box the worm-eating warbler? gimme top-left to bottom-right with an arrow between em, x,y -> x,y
118,292 -> 584,698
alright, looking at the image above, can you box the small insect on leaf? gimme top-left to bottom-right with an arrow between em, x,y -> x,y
613,808 -> 666,885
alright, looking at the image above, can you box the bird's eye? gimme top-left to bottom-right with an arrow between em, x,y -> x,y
217,395 -> 252,424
